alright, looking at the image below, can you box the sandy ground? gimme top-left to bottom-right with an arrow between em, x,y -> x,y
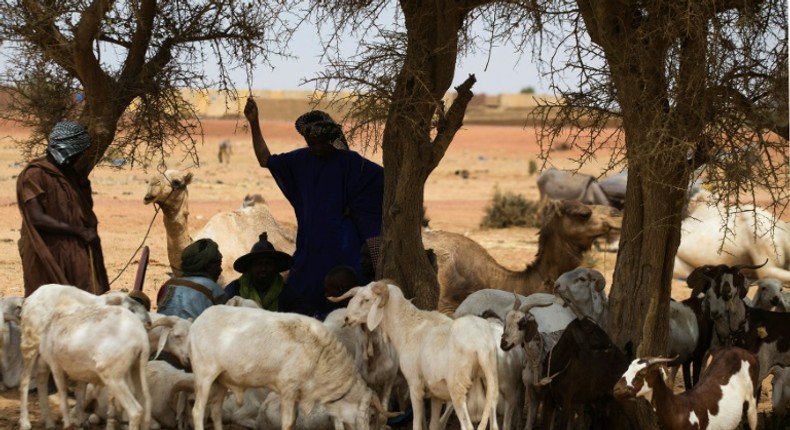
0,119 -> 782,428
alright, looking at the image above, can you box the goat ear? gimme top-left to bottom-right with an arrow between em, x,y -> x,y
591,270 -> 606,292
154,327 -> 171,360
592,291 -> 607,320
366,296 -> 384,331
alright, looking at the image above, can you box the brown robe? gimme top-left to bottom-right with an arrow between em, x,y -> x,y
16,157 -> 109,296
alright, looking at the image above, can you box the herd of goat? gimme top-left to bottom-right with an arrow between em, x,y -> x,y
0,258 -> 788,430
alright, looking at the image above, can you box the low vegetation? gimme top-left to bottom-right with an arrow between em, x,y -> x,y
480,188 -> 541,229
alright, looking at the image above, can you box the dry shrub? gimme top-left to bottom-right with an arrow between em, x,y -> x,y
480,189 -> 541,229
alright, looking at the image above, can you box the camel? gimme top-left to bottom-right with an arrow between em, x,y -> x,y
142,170 -> 295,286
423,199 -> 622,315
673,190 -> 790,283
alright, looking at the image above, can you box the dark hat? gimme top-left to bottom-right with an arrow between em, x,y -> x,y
233,232 -> 292,273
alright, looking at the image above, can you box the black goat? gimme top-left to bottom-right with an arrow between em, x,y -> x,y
540,317 -> 634,429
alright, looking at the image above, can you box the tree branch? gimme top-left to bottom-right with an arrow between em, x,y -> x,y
20,0 -> 73,71
122,0 -> 157,80
430,73 -> 476,167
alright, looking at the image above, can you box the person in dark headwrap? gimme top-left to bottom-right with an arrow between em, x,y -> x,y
244,98 -> 383,319
16,121 -> 110,296
156,238 -> 226,319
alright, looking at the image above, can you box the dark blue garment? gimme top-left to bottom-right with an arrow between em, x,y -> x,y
268,148 -> 383,317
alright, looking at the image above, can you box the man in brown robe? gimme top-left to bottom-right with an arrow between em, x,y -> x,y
16,121 -> 109,296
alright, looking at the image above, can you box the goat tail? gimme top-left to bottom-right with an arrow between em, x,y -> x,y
478,348 -> 499,430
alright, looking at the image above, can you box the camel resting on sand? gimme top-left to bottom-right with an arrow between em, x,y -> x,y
674,190 -> 790,283
423,199 -> 622,315
143,170 -> 295,286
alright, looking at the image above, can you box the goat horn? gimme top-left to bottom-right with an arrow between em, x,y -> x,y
645,356 -> 677,366
539,360 -> 571,386
512,293 -> 520,311
733,259 -> 769,271
518,295 -> 555,313
327,286 -> 361,303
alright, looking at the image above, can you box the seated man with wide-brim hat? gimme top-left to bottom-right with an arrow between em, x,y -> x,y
224,232 -> 292,311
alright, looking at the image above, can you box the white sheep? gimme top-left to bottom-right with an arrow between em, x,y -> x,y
81,360 -> 193,430
224,296 -> 262,309
255,390 -> 336,429
188,305 -> 390,430
336,280 -> 500,430
750,278 -> 790,311
39,296 -> 152,430
552,267 -> 608,330
18,284 -> 150,430
222,387 -> 269,429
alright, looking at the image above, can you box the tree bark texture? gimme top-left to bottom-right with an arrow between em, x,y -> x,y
578,0 -> 713,427
379,1 -> 474,309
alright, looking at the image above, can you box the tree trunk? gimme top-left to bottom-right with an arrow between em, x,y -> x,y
577,0 -> 712,427
379,1 -> 471,309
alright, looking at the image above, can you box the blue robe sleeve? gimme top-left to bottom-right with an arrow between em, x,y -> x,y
346,156 -> 384,240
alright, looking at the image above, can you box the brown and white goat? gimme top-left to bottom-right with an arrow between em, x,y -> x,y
701,263 -> 790,382
614,347 -> 759,430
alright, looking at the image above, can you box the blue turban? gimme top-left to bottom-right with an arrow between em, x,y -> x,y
47,121 -> 90,165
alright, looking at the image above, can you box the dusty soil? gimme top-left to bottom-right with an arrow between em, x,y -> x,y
0,119 -> 780,427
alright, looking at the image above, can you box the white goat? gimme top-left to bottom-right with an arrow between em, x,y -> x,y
39,297 -> 152,430
323,307 -> 401,414
750,278 -> 790,311
18,284 -> 150,430
499,293 -> 568,430
0,296 -> 23,391
440,315 -> 525,430
336,280 -> 500,430
147,314 -> 193,366
189,305 -> 390,430
614,347 -> 759,430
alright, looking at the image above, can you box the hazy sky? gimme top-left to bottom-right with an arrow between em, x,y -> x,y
218,18 -> 550,96
0,11 -> 552,96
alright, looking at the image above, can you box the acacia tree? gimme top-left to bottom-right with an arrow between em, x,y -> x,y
0,0 -> 295,171
533,0 -> 788,351
531,1 -> 787,424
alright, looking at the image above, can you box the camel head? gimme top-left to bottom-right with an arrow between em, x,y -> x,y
143,170 -> 193,210
539,200 -> 622,252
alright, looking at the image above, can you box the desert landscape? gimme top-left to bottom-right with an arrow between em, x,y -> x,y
0,115 -> 781,427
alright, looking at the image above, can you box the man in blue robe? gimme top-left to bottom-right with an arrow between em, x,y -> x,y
244,98 -> 383,318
